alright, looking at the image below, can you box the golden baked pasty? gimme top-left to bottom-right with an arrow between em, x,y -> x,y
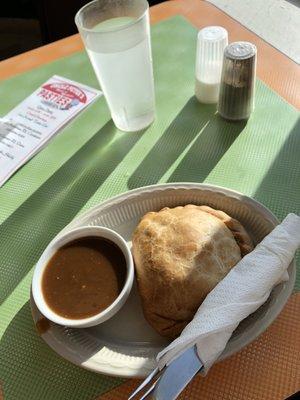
132,205 -> 253,339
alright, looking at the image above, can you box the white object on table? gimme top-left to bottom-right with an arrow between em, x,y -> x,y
29,184 -> 296,377
195,26 -> 228,104
0,75 -> 101,188
157,213 -> 300,372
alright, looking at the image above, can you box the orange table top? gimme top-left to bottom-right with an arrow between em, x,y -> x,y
0,2 -> 299,399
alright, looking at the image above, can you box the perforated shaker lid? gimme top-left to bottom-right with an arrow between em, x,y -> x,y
198,26 -> 228,42
224,41 -> 257,60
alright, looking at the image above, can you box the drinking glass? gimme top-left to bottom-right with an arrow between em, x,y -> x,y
75,0 -> 155,132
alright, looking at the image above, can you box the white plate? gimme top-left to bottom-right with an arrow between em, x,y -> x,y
30,183 -> 295,377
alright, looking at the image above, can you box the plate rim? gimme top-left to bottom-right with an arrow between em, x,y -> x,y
30,183 -> 296,377
64,182 -> 282,231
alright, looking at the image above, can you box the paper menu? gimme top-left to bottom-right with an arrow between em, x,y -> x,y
0,75 -> 102,187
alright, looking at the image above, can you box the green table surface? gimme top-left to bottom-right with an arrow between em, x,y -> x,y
0,16 -> 299,400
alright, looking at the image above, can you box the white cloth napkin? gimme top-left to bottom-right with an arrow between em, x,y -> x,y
157,213 -> 300,372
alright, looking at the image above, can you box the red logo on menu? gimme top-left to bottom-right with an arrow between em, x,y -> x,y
38,82 -> 87,110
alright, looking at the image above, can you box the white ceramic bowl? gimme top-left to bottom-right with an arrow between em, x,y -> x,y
32,226 -> 134,328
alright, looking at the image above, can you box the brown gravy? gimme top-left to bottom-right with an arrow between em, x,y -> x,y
42,237 -> 126,319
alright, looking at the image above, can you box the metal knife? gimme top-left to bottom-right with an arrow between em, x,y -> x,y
129,345 -> 203,400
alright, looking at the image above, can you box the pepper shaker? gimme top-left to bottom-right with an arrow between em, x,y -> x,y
218,42 -> 257,120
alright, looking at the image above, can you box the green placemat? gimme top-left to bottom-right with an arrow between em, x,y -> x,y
0,16 -> 299,400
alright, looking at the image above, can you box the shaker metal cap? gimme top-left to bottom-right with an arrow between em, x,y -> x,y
224,41 -> 257,60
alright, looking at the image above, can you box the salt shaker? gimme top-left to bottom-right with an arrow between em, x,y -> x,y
195,26 -> 228,104
218,42 -> 257,120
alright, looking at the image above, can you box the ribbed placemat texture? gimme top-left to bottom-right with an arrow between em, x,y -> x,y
0,16 -> 299,400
